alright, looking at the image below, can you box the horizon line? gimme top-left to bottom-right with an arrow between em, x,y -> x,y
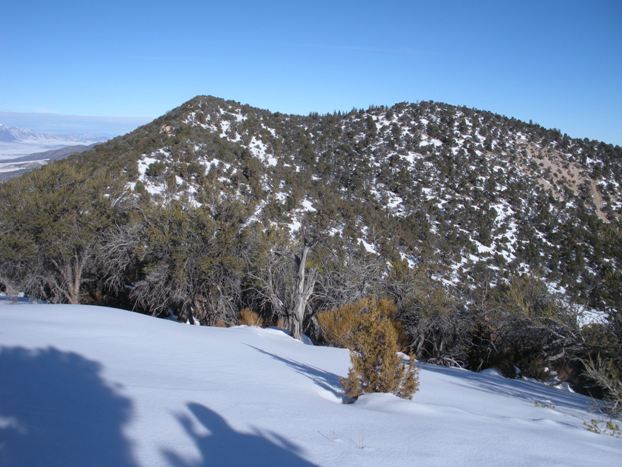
0,110 -> 153,122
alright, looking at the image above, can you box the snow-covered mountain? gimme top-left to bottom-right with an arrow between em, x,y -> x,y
0,123 -> 30,143
72,96 -> 621,312
1,303 -> 619,466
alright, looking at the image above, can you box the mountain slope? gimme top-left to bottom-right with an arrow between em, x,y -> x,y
65,96 -> 622,310
1,304 -> 620,467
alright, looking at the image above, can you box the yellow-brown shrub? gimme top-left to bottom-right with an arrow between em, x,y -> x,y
239,308 -> 264,327
327,298 -> 419,401
214,318 -> 227,328
317,300 -> 363,348
318,297 -> 408,350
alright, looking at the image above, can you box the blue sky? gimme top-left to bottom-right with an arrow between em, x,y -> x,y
2,0 -> 621,144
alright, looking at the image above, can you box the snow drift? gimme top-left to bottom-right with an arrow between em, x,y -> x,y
0,304 -> 620,466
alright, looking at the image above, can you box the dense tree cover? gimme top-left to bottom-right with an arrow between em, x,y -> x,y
0,95 -> 620,400
0,162 -> 126,303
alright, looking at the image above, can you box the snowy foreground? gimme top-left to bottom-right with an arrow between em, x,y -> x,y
1,305 -> 620,466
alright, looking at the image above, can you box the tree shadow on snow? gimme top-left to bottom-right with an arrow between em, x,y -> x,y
0,346 -> 136,467
420,363 -> 595,413
163,403 -> 317,467
245,344 -> 344,400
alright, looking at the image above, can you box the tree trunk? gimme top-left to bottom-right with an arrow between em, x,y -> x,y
289,244 -> 317,340
69,254 -> 84,304
53,252 -> 87,304
290,317 -> 302,341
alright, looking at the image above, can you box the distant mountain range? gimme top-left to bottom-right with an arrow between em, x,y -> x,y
0,122 -> 99,145
0,122 -> 105,179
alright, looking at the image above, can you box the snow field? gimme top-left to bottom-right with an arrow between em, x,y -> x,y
0,304 -> 620,466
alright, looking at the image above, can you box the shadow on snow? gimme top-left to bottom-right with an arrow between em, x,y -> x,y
420,362 -> 596,413
246,344 -> 344,400
0,346 -> 136,467
163,402 -> 318,467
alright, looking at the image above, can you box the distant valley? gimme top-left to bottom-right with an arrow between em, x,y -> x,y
0,123 -> 105,179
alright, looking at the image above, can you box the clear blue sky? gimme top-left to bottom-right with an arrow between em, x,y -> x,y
2,0 -> 621,144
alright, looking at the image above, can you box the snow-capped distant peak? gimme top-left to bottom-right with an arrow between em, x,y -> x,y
0,122 -> 101,145
0,123 -> 106,163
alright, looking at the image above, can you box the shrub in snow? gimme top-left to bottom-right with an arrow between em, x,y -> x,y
317,301 -> 362,348
146,161 -> 166,177
214,318 -> 227,328
340,298 -> 419,401
318,297 -> 407,350
239,308 -> 264,327
276,317 -> 287,330
134,180 -> 146,193
583,418 -> 621,438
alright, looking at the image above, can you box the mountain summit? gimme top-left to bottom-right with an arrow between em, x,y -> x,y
101,96 -> 621,296
124,95 -> 622,220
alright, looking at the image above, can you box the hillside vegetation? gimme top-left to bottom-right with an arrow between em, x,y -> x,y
1,96 -> 620,398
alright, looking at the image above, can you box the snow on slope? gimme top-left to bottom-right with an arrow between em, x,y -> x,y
0,305 -> 620,467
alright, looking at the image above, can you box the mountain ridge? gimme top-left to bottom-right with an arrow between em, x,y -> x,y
57,95 -> 622,312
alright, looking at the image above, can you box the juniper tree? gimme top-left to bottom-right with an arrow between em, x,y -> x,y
0,162 -> 123,303
341,298 -> 419,401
